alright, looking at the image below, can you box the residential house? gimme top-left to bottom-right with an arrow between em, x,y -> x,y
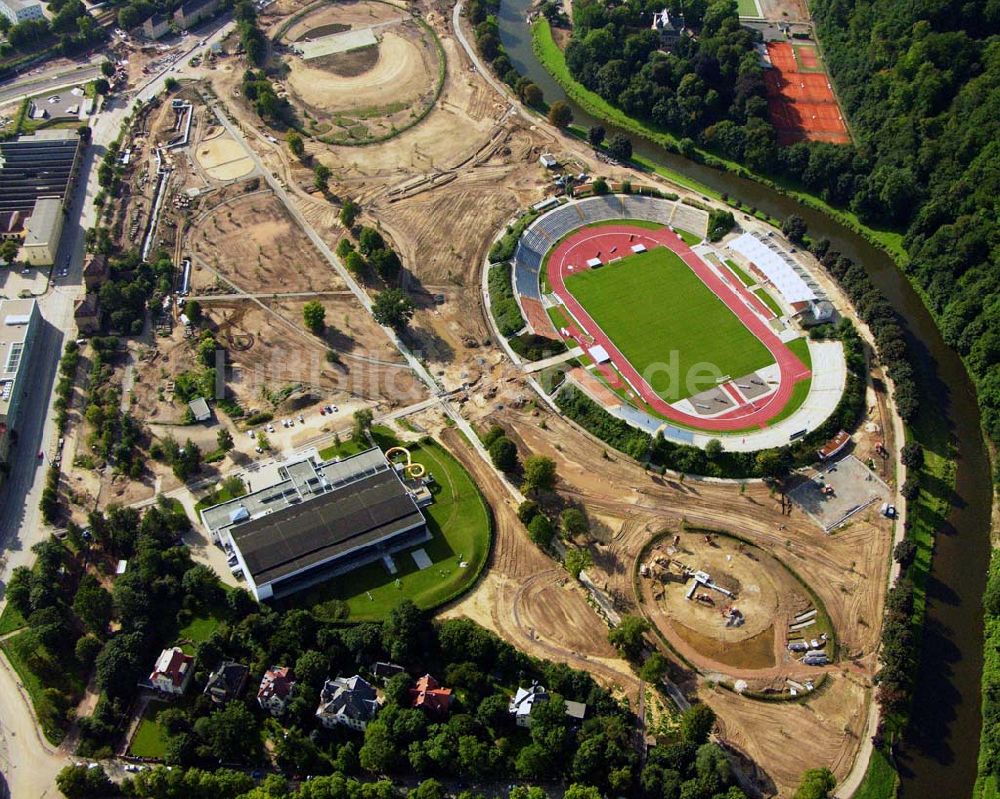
204,661 -> 249,704
258,666 -> 295,716
651,9 -> 683,48
410,674 -> 453,718
316,675 -> 379,731
173,0 -> 219,30
188,396 -> 211,423
142,13 -> 170,39
82,253 -> 108,291
74,293 -> 101,335
149,647 -> 195,695
509,683 -> 586,728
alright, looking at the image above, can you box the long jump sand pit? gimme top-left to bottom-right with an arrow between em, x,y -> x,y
195,130 -> 254,181
279,1 -> 442,144
641,531 -> 825,672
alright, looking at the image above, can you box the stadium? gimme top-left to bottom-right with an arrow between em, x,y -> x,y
495,194 -> 848,452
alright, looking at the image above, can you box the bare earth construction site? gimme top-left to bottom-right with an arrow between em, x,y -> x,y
1,0 -> 903,795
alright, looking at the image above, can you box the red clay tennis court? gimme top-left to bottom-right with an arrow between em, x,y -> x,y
546,224 -> 810,432
765,42 -> 849,144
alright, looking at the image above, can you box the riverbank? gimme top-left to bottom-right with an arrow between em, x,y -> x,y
522,13 -> 982,799
530,18 -> 907,264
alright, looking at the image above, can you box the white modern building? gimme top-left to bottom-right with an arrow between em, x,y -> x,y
0,299 -> 40,482
0,0 -> 44,26
200,447 -> 430,601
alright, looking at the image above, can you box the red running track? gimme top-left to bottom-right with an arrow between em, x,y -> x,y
546,224 -> 810,432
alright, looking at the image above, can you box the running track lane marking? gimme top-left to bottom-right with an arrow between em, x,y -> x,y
546,225 -> 811,432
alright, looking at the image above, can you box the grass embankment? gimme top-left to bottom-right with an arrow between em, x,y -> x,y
1,630 -> 86,745
531,19 -> 907,262
564,247 -> 774,401
724,259 -> 755,287
754,287 -> 783,316
853,746 -> 901,799
974,552 -> 1000,799
298,432 -> 491,622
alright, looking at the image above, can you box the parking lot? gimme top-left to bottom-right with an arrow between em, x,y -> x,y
789,454 -> 891,531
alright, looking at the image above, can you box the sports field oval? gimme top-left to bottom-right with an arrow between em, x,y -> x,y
544,222 -> 811,433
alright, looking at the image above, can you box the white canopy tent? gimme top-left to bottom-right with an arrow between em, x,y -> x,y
728,233 -> 816,304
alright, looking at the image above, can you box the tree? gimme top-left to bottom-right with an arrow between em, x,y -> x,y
336,238 -> 355,259
559,507 -> 588,537
343,412 -> 371,448
705,438 -> 723,459
755,449 -> 790,481
75,634 -> 103,666
639,651 -> 668,683
591,177 -> 610,195
548,100 -> 573,128
5,566 -> 33,617
608,614 -> 650,659
193,702 -> 260,764
303,300 -> 326,334
792,767 -> 836,799
313,163 -> 331,192
172,440 -> 202,481
522,455 -> 556,493
56,763 -> 114,798
73,574 -> 113,634
371,288 -> 415,331
517,499 -> 540,524
781,214 -> 807,244
100,60 -> 114,77
488,436 -> 518,471
217,427 -> 234,452
893,538 -> 916,568
340,199 -> 360,228
587,125 -> 605,147
95,632 -> 145,698
563,547 -> 592,578
900,441 -> 924,469
345,250 -> 366,275
358,227 -> 386,255
680,703 -> 716,745
521,82 -> 543,107
286,130 -> 305,159
607,133 -> 632,162
526,514 -> 554,547
0,237 -> 19,265
164,76 -> 179,92
184,299 -> 202,325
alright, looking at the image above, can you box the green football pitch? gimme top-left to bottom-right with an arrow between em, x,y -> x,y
563,247 -> 775,402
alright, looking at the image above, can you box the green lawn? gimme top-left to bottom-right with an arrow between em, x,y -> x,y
296,436 -> 492,622
0,603 -> 27,636
852,746 -> 899,799
130,701 -> 171,759
675,228 -> 702,246
318,436 -> 372,462
724,259 -> 755,287
563,247 -> 774,401
753,287 -> 783,316
786,337 -> 812,370
737,0 -> 760,15
546,305 -> 570,334
764,375 -> 812,426
177,613 -> 225,653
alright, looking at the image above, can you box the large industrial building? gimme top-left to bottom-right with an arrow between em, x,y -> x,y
0,129 -> 84,266
0,299 -> 41,484
0,0 -> 44,25
200,447 -> 431,601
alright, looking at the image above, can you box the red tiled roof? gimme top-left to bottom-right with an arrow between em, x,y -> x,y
410,673 -> 453,715
259,666 -> 294,700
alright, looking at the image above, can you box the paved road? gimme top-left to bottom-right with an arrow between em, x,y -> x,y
0,59 -> 103,107
0,19 -> 237,798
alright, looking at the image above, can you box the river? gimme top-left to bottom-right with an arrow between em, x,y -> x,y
495,2 -> 994,795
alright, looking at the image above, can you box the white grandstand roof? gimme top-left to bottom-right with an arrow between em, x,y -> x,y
728,233 -> 816,304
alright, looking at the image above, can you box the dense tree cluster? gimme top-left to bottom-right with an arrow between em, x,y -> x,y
242,69 -> 292,124
564,0 -> 771,154
981,553 -> 1000,784
0,0 -> 101,60
874,577 -> 916,718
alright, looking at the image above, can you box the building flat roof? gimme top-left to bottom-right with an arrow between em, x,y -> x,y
231,467 -> 424,586
0,299 -> 37,416
0,131 -> 81,215
23,197 -> 63,248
